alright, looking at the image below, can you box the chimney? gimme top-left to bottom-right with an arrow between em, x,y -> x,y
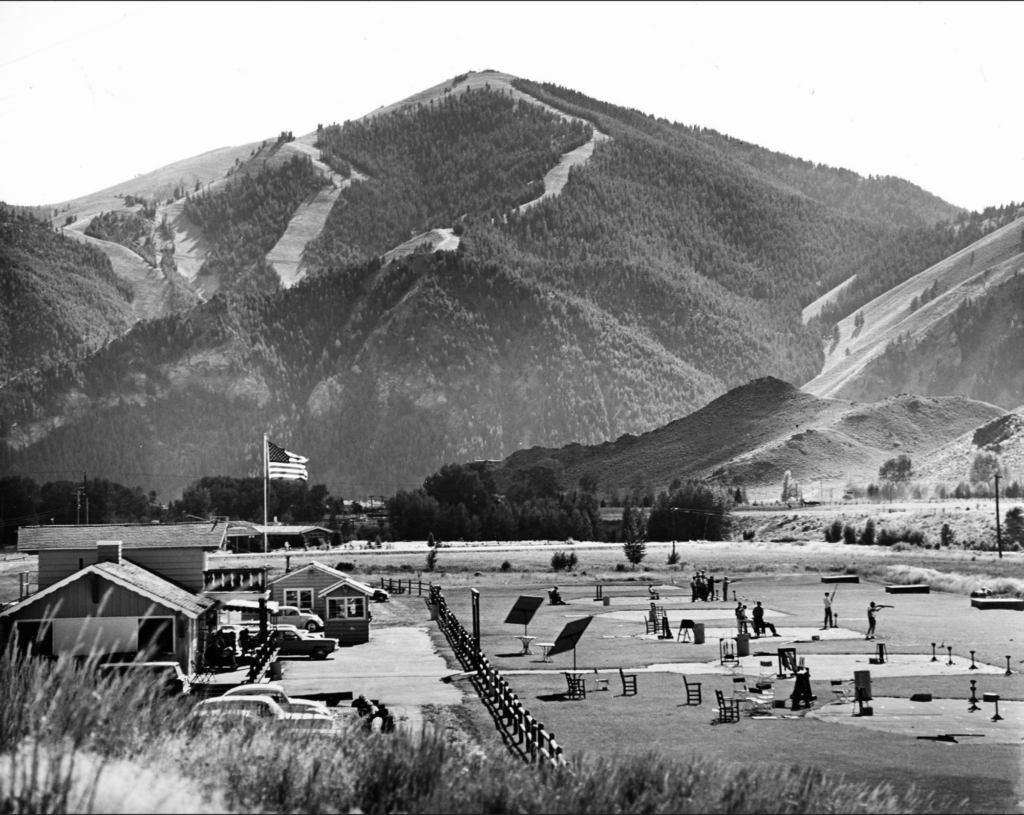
96,540 -> 122,565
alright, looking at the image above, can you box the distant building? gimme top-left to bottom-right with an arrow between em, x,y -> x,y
267,561 -> 377,646
0,523 -> 271,674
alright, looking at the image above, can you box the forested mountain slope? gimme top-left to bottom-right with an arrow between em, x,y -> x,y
0,208 -> 135,380
0,71 -> 993,499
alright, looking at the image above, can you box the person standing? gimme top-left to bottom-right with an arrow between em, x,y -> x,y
823,591 -> 834,629
866,601 -> 882,640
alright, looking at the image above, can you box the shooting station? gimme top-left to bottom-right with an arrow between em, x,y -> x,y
504,595 -> 545,655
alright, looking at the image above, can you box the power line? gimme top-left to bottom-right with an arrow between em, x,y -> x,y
0,3 -> 164,71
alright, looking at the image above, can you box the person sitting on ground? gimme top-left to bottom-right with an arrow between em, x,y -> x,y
549,586 -> 568,605
751,601 -> 779,637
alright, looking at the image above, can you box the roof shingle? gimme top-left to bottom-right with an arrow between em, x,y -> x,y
18,522 -> 226,552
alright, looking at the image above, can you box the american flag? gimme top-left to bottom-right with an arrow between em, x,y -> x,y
267,439 -> 309,481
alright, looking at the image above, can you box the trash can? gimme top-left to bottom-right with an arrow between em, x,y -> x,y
736,633 -> 750,657
603,597 -> 612,606
269,660 -> 283,681
693,623 -> 705,645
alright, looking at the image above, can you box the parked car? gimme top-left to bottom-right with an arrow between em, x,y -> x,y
98,661 -> 190,696
277,605 -> 325,632
222,682 -> 330,715
272,628 -> 338,660
191,695 -> 333,731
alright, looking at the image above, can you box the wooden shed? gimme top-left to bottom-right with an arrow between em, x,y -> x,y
267,561 -> 375,645
0,542 -> 214,672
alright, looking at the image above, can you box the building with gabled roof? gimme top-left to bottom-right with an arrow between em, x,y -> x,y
1,541 -> 217,669
267,560 -> 376,646
3,524 -> 269,675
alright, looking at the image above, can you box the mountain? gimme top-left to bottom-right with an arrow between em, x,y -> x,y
489,377 -> 1005,501
916,406 -> 1024,487
804,210 -> 1024,408
1,69 -> 994,499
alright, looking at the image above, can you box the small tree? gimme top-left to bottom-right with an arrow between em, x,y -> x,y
825,520 -> 843,543
842,524 -> 857,545
425,547 -> 438,572
879,455 -> 913,485
621,503 -> 646,570
969,452 -> 1000,486
860,518 -> 876,546
667,541 -> 680,565
940,523 -> 956,548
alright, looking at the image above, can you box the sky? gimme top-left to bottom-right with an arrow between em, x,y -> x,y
0,0 -> 1021,212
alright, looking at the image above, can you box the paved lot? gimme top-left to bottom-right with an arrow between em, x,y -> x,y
276,626 -> 462,706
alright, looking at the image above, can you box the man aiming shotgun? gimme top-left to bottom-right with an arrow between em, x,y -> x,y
866,600 -> 893,640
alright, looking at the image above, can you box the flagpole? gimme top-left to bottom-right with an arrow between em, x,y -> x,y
263,433 -> 269,554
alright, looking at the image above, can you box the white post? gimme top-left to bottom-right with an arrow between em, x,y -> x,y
263,433 -> 269,554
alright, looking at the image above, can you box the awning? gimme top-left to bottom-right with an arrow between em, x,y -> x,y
215,597 -> 279,612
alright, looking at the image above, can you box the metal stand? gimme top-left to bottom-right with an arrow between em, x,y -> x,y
968,680 -> 980,712
930,642 -> 937,662
946,645 -> 954,666
1005,655 -> 1013,676
984,693 -> 1003,722
969,650 -> 978,670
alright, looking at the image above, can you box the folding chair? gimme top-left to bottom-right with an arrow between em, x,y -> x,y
729,675 -> 749,705
715,689 -> 741,723
619,667 -> 638,696
830,679 -> 854,704
683,675 -> 702,706
749,683 -> 775,715
565,673 -> 587,700
758,660 -> 774,683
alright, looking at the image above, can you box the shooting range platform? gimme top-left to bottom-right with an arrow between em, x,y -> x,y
821,575 -> 860,584
635,625 -> 862,644
809,696 -> 1023,744
885,584 -> 930,594
970,597 -> 1024,611
639,652 -> 1006,680
599,607 -> 790,623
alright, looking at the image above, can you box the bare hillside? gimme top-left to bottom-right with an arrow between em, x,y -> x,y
804,217 -> 1024,399
495,377 -> 1005,501
917,406 -> 1024,485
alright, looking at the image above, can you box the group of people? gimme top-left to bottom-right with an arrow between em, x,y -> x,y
353,694 -> 395,733
690,571 -> 718,602
736,600 -> 779,637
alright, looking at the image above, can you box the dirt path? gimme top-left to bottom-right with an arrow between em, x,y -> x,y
264,141 -> 368,287
515,127 -> 610,215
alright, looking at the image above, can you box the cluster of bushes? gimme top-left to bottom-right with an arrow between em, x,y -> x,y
551,550 -> 579,571
824,518 -> 930,548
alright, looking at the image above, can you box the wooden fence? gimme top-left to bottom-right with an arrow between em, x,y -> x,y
428,585 -> 567,769
380,576 -> 427,596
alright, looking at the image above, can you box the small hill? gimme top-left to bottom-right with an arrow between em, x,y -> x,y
493,378 -> 1005,501
803,216 -> 1024,407
917,406 -> 1024,485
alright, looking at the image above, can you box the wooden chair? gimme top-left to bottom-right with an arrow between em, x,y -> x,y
619,667 -> 638,696
683,675 -> 702,706
565,673 -> 587,700
715,689 -> 741,723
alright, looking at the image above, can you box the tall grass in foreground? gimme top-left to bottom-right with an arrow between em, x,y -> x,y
862,564 -> 1024,598
0,650 -> 964,814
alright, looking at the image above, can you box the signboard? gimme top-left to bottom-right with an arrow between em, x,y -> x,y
504,596 -> 544,627
547,615 -> 594,658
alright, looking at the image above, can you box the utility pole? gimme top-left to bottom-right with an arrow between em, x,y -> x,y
995,472 -> 1002,559
83,472 -> 89,525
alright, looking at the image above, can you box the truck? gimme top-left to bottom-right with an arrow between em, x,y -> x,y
272,627 -> 338,660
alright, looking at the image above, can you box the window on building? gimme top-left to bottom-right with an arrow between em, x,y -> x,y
327,598 -> 346,619
347,597 -> 365,619
283,588 -> 313,610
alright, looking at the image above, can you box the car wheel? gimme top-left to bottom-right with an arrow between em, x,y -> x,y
305,621 -> 319,632
312,647 -> 328,660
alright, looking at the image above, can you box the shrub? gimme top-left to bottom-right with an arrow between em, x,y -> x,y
742,529 -> 755,541
551,551 -> 578,571
877,527 -> 898,547
615,563 -> 627,572
425,547 -> 438,572
842,524 -> 857,545
335,561 -> 356,572
824,520 -> 843,543
666,542 -> 680,565
500,560 -> 512,572
859,519 -> 876,546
